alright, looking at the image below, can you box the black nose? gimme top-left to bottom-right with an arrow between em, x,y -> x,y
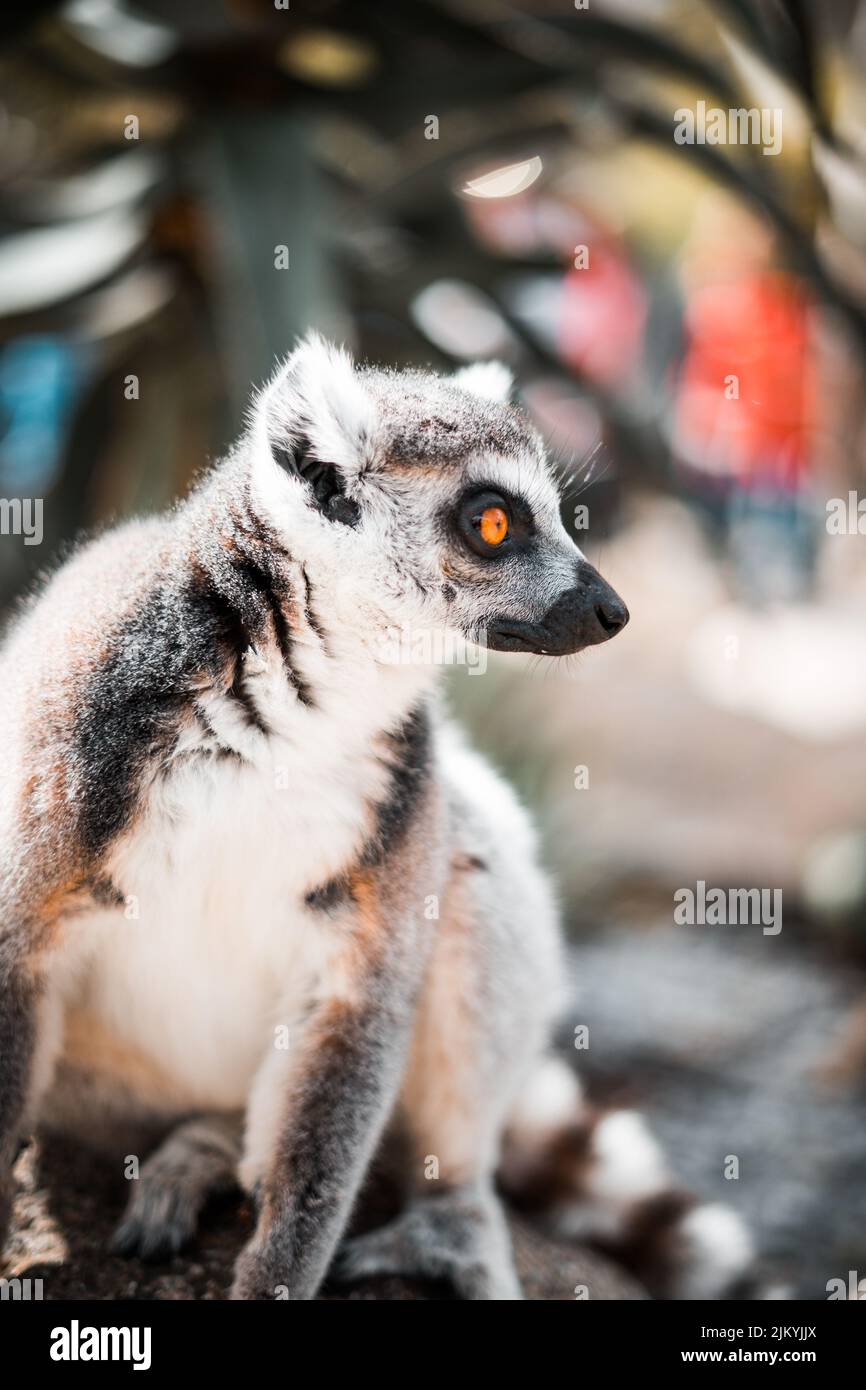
567,560 -> 628,647
593,590 -> 629,638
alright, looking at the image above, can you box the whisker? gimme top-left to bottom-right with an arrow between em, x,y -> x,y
558,439 -> 610,507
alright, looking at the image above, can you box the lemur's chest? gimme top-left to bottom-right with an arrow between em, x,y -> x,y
54,671 -> 425,1110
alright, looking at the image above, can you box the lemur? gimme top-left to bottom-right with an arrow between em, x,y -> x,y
0,337 -> 752,1299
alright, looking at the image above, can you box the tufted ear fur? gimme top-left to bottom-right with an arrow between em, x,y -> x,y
451,360 -> 514,403
254,333 -> 376,523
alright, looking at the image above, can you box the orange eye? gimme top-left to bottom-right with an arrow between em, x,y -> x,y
478,505 -> 509,546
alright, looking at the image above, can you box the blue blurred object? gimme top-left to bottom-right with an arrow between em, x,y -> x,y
0,336 -> 86,494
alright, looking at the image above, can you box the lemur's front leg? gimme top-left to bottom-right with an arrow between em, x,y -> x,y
231,909 -> 425,1301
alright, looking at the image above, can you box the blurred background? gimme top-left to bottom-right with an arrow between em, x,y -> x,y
1,0 -> 866,1298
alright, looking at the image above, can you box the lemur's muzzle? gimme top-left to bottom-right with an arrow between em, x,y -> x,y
486,561 -> 629,656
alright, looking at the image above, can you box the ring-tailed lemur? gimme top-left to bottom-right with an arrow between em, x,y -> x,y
0,337 -> 751,1299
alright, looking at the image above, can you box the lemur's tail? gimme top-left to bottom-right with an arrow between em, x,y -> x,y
499,1056 -> 756,1300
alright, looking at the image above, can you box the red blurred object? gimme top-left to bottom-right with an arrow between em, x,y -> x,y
675,271 -> 814,488
558,243 -> 645,387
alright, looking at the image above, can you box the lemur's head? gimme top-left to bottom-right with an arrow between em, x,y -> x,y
250,334 -> 628,660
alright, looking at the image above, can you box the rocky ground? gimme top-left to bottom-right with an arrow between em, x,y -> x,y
564,928 -> 866,1300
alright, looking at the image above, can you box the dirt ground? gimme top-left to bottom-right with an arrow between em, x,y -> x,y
5,1134 -> 644,1301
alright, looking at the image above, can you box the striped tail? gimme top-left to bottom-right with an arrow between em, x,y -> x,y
499,1056 -> 757,1299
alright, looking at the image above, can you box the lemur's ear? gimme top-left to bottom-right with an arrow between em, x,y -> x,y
258,333 -> 375,524
451,361 -> 514,403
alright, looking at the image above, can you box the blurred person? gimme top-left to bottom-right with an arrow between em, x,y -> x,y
672,194 -> 820,604
558,230 -> 646,392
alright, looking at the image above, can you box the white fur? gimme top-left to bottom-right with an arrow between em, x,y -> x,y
47,617 -> 433,1156
255,332 -> 377,475
452,360 -> 514,403
672,1204 -> 755,1300
551,1110 -> 672,1243
588,1110 -> 671,1209
503,1054 -> 584,1143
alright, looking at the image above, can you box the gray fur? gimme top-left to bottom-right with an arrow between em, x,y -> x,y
356,366 -> 542,468
231,975 -> 425,1300
334,1181 -> 522,1299
112,1114 -> 242,1262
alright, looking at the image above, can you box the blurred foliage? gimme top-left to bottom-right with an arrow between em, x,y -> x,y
0,0 -> 864,601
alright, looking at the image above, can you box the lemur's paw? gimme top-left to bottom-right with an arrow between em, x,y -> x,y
333,1188 -> 523,1300
111,1178 -> 200,1263
112,1115 -> 241,1264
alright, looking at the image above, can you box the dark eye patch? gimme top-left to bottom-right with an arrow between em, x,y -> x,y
448,485 -> 534,559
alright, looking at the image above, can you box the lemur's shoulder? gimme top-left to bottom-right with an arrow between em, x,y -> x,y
0,512 -> 175,686
0,513 -> 187,930
0,444 -> 255,693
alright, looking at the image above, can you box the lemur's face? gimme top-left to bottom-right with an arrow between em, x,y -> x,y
254,336 -> 628,660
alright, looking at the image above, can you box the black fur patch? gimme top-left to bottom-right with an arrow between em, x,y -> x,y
363,704 -> 432,869
304,880 -> 347,912
300,565 -> 328,650
271,437 -> 359,528
224,552 -> 314,709
196,577 -> 272,735
70,513 -> 325,859
72,565 -> 285,856
90,875 -> 126,909
73,585 -> 216,857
